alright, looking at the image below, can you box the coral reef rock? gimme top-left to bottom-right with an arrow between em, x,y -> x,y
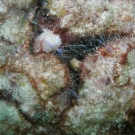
47,0 -> 135,37
63,37 -> 135,135
0,0 -> 135,135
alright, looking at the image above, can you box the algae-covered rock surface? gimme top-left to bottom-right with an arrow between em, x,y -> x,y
0,0 -> 135,135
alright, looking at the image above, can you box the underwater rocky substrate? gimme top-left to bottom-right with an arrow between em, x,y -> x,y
1,0 -> 135,134
0,21 -> 135,135
53,34 -> 135,135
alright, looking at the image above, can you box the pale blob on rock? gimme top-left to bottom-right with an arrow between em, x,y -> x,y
34,29 -> 62,53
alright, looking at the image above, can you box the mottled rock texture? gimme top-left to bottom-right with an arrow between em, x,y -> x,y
0,0 -> 135,135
